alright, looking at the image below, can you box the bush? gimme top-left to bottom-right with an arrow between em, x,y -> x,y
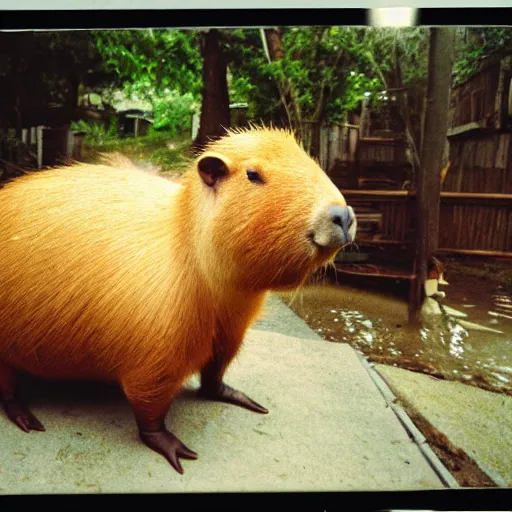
151,91 -> 200,137
71,117 -> 119,146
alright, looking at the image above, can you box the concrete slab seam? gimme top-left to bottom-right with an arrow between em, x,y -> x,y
370,362 -> 506,488
359,356 -> 398,405
416,443 -> 461,489
390,404 -> 428,445
472,460 -> 508,488
353,351 -> 459,489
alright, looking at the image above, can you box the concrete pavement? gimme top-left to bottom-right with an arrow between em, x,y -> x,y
1,294 -> 447,493
375,364 -> 512,487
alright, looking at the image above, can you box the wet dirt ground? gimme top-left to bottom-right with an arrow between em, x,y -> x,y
278,259 -> 512,397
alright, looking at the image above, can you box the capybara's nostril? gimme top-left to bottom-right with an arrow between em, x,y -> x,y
329,205 -> 350,227
309,204 -> 356,250
329,205 -> 355,242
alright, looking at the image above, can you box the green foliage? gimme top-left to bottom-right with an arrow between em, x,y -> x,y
6,25 -> 512,164
151,91 -> 199,136
274,26 -> 372,121
224,27 -> 428,127
70,117 -> 119,146
453,45 -> 484,85
223,29 -> 283,123
335,72 -> 382,117
94,29 -> 202,100
93,29 -> 202,140
453,27 -> 512,86
228,73 -> 257,105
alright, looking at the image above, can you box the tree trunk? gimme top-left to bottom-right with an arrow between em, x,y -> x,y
263,28 -> 302,137
264,28 -> 284,60
193,29 -> 230,150
410,28 -> 455,322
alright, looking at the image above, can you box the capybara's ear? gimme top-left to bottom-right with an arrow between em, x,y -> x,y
197,152 -> 231,187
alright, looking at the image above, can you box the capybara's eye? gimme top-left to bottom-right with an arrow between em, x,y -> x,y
246,169 -> 265,184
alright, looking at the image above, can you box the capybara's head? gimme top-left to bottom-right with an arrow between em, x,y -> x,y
187,127 -> 356,291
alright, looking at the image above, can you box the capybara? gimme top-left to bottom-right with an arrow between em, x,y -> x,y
0,126 -> 356,474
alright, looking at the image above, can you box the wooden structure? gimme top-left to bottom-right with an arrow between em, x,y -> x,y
444,49 -> 512,193
356,137 -> 410,190
329,188 -> 512,311
302,121 -> 359,189
229,102 -> 248,127
438,192 -> 512,255
117,109 -> 153,138
0,125 -> 85,182
337,189 -> 512,256
327,45 -> 512,283
302,121 -> 412,191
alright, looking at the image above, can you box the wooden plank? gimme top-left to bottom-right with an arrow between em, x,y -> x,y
495,134 -> 504,170
495,56 -> 510,130
342,189 -> 511,252
440,192 -> 512,200
436,248 -> 512,259
355,239 -> 414,246
334,263 -> 416,280
343,189 -> 512,201
485,138 -> 493,169
507,211 -> 512,252
446,121 -> 487,138
497,208 -> 506,251
342,189 -> 410,197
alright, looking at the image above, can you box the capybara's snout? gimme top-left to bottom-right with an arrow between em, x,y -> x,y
308,203 -> 357,250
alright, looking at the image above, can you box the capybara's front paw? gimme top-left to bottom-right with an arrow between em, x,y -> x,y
198,383 -> 269,414
3,399 -> 46,433
139,429 -> 198,474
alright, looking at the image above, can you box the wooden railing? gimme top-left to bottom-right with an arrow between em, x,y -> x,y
342,190 -> 415,244
341,190 -> 512,257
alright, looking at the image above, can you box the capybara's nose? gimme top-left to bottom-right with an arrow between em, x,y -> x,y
309,204 -> 356,250
329,205 -> 355,244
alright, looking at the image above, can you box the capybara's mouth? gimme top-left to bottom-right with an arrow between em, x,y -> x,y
305,231 -> 317,245
306,233 -> 338,261
306,230 -> 345,253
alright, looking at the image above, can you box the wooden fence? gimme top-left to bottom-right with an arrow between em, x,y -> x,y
302,121 -> 412,190
448,62 -> 501,129
438,193 -> 512,254
342,190 -> 512,257
0,126 -> 85,181
302,122 -> 357,164
341,190 -> 414,243
443,132 -> 512,194
444,52 -> 512,194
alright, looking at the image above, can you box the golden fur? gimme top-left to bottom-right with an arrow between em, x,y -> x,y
0,127 -> 347,414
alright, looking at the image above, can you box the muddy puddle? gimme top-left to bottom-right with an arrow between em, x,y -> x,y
279,267 -> 512,396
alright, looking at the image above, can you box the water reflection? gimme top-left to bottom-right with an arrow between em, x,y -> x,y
279,272 -> 512,395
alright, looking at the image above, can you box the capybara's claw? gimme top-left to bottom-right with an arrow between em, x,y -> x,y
139,429 -> 197,475
4,400 -> 46,433
198,383 -> 269,414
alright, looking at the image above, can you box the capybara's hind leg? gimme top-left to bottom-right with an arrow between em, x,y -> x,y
0,360 -> 45,433
124,383 -> 198,475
